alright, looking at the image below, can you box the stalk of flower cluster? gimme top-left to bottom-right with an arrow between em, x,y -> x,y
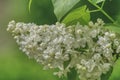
7,19 -> 120,80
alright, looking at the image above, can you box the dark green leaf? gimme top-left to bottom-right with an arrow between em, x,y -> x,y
51,0 -> 80,21
62,5 -> 90,25
101,67 -> 113,80
67,68 -> 79,80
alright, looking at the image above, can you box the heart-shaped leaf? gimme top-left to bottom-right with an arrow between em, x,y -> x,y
52,0 -> 80,21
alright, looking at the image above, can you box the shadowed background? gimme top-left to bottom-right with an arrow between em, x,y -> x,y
0,0 -> 120,80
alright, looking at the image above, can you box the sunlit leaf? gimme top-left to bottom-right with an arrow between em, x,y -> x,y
105,24 -> 120,34
51,0 -> 80,21
62,5 -> 90,25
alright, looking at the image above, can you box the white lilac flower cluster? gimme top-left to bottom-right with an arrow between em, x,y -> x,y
7,19 -> 120,80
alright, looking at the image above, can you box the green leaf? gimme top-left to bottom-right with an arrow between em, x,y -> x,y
105,24 -> 120,34
51,0 -> 80,21
89,0 -> 105,4
67,68 -> 79,80
29,0 -> 32,12
101,67 -> 113,80
62,5 -> 90,25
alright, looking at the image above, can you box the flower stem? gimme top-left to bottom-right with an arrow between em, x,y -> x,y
101,0 -> 105,8
89,9 -> 100,13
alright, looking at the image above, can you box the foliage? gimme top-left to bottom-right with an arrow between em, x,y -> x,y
51,0 -> 80,21
105,24 -> 120,34
62,5 -> 90,25
101,67 -> 113,80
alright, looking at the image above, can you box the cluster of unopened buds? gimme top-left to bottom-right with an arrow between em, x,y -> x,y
7,19 -> 120,80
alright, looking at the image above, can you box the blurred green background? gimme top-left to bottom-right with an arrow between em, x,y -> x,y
0,0 -> 120,80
